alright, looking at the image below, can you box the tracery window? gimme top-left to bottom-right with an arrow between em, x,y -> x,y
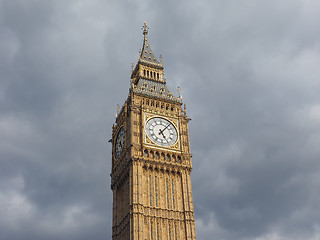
144,149 -> 148,157
166,178 -> 170,209
172,179 -> 175,209
157,222 -> 160,240
175,226 -> 177,240
149,175 -> 152,206
155,176 -> 158,207
151,221 -> 153,240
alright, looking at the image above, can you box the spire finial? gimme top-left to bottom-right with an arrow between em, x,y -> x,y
142,21 -> 149,35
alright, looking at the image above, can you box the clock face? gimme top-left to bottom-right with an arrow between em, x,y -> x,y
115,126 -> 125,159
145,117 -> 178,147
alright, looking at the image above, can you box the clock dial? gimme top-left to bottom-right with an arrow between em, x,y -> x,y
115,126 -> 125,159
145,117 -> 178,147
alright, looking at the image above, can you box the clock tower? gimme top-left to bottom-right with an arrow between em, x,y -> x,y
111,23 -> 197,240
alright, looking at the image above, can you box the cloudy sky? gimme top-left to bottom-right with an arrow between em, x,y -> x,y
1,0 -> 320,239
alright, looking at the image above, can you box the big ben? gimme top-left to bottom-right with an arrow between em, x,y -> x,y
111,23 -> 197,240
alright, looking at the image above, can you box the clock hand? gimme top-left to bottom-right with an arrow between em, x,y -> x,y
159,130 -> 166,139
159,123 -> 171,135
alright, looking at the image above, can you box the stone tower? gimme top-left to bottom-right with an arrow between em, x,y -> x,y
111,22 -> 196,240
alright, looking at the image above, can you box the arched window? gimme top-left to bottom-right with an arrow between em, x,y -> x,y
144,149 -> 148,157
142,83 -> 148,91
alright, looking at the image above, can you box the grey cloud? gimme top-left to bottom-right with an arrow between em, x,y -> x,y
1,0 -> 320,240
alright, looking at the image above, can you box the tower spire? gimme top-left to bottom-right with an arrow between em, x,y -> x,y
139,22 -> 159,64
130,23 -> 182,104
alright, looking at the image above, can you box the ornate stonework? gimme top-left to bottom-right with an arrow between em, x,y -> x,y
111,22 -> 196,240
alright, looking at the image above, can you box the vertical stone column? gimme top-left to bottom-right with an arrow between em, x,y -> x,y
112,188 -> 117,237
186,169 -> 196,240
132,163 -> 138,239
182,169 -> 192,239
138,162 -> 144,239
159,169 -> 164,210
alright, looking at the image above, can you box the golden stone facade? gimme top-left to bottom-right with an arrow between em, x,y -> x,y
111,23 -> 196,240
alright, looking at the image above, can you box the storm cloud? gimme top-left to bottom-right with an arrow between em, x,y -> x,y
1,0 -> 320,239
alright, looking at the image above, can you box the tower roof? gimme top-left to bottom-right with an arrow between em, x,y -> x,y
140,22 -> 159,64
133,77 -> 181,103
131,23 -> 182,104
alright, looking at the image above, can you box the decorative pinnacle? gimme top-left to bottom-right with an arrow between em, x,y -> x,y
116,104 -> 120,117
177,86 -> 182,99
142,21 -> 149,35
